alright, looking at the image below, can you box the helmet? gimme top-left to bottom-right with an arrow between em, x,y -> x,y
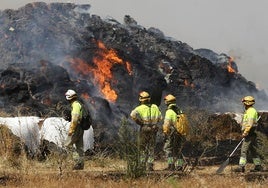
139,91 -> 150,102
65,89 -> 77,100
164,94 -> 176,105
242,96 -> 255,106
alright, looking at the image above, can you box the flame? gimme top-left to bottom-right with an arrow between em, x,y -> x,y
227,57 -> 236,73
184,79 -> 189,86
184,79 -> 195,88
65,41 -> 132,102
126,62 -> 133,75
81,93 -> 90,100
158,61 -> 173,74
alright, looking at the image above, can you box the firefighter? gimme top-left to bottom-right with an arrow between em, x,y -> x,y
162,94 -> 185,171
234,96 -> 263,172
130,91 -> 162,171
64,89 -> 84,170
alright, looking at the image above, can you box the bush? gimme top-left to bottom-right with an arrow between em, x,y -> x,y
117,118 -> 146,178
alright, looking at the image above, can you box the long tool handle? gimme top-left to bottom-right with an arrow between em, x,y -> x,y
229,137 -> 245,157
216,138 -> 245,174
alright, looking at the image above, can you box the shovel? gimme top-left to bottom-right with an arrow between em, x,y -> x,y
216,138 -> 245,174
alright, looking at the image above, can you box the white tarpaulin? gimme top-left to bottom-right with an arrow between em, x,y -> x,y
0,116 -> 94,153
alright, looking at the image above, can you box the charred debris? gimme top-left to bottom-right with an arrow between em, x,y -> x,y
0,2 -> 267,146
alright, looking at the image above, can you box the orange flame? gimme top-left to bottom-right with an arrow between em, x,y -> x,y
227,57 -> 236,73
184,79 -> 195,88
81,93 -> 90,100
65,41 -> 132,103
126,62 -> 133,75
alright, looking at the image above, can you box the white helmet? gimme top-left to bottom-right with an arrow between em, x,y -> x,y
65,89 -> 77,100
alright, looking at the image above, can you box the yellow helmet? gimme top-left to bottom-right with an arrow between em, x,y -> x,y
139,91 -> 150,102
242,96 -> 255,106
164,94 -> 176,105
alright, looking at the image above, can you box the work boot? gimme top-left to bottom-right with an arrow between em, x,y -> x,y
250,165 -> 263,172
147,163 -> 154,171
73,162 -> 84,170
164,164 -> 175,171
233,166 -> 245,173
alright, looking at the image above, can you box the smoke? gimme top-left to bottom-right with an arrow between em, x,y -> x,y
87,0 -> 268,94
1,0 -> 268,94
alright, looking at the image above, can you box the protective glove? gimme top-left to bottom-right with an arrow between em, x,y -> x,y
162,124 -> 170,135
242,132 -> 248,138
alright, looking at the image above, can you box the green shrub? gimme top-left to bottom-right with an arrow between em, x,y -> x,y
117,118 -> 145,178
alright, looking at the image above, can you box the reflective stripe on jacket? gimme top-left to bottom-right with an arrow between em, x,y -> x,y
130,104 -> 162,125
162,104 -> 177,135
241,107 -> 258,134
69,100 -> 82,134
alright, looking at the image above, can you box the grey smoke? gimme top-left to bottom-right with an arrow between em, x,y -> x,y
1,0 -> 268,94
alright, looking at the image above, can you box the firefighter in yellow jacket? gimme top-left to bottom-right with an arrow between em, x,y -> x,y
162,94 -> 186,171
130,91 -> 162,171
234,96 -> 263,172
64,89 -> 84,170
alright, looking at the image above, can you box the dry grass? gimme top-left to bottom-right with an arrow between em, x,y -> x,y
0,114 -> 267,188
0,155 -> 267,188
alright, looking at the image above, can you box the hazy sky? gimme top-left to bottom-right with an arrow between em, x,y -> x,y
1,0 -> 268,93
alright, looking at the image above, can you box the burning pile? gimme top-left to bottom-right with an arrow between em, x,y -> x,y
65,41 -> 132,102
0,2 -> 267,146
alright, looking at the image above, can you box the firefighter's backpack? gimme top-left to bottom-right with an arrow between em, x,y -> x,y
173,108 -> 190,136
78,100 -> 92,130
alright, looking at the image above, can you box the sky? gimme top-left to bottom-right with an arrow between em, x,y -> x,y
1,0 -> 268,94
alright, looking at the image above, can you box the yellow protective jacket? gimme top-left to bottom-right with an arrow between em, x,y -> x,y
162,104 -> 177,135
241,106 -> 258,135
130,104 -> 162,126
69,100 -> 82,134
